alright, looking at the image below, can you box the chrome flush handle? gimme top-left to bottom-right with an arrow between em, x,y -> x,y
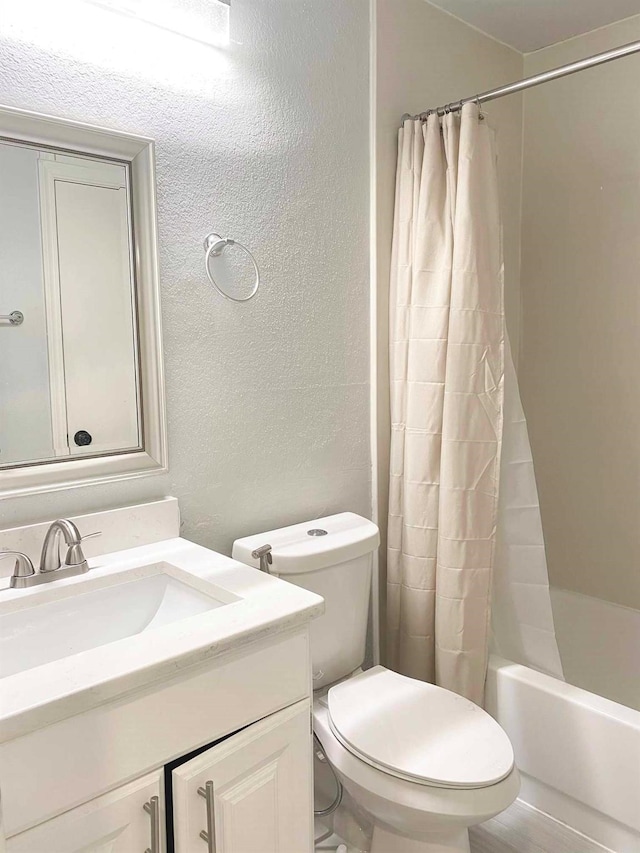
250,544 -> 273,574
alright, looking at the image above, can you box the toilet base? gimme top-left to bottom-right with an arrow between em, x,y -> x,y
371,825 -> 470,853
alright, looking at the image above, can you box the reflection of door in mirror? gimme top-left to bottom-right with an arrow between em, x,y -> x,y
0,142 -> 141,468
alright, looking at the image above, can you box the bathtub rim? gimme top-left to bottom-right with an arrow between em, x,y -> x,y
486,653 -> 640,853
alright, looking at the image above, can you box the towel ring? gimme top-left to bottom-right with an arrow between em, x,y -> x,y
204,232 -> 260,303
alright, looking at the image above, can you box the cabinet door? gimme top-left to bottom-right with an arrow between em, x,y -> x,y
172,700 -> 313,853
7,770 -> 163,853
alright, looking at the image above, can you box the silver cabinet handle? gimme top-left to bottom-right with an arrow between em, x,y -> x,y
143,795 -> 160,853
197,781 -> 215,851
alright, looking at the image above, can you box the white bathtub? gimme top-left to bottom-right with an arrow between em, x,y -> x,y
487,587 -> 640,851
487,611 -> 640,853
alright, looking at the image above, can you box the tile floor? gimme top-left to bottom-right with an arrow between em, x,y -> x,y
316,800 -> 614,853
469,800 -> 613,853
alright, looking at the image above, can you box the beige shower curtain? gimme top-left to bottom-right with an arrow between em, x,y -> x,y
387,104 -> 504,705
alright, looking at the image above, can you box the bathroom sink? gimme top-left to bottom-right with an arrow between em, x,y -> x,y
0,562 -> 231,679
0,535 -> 323,744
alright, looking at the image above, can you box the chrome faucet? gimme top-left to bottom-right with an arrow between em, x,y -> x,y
1,519 -> 99,590
40,519 -> 88,574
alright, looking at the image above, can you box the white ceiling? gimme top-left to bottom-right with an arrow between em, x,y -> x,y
426,0 -> 640,52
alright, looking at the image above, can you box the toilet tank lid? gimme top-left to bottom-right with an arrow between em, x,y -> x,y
231,512 -> 379,574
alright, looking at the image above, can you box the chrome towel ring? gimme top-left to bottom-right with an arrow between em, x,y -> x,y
204,232 -> 260,303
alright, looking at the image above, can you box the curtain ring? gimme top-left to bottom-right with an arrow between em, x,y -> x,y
475,95 -> 485,121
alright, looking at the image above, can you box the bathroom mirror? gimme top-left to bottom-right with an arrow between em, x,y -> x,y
0,105 -> 167,497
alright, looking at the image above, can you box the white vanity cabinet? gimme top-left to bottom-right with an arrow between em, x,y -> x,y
5,700 -> 313,853
0,631 -> 315,853
6,771 -> 163,852
172,701 -> 312,853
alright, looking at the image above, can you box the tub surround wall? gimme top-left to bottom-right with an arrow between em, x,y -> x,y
0,0 -> 371,549
519,15 -> 640,610
551,587 -> 640,710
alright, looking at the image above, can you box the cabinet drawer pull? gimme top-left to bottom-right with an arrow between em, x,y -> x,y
197,781 -> 215,851
143,795 -> 160,853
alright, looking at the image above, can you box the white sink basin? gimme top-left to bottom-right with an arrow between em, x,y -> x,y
0,563 -> 232,679
0,536 -> 323,744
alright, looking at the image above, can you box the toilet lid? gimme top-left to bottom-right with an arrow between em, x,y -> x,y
327,666 -> 514,789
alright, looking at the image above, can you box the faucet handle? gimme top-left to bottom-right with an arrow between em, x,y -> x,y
1,551 -> 36,581
64,531 -> 101,568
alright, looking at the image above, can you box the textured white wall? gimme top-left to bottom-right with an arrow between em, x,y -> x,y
0,0 -> 371,553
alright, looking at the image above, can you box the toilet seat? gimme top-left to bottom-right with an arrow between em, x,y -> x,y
327,666 -> 514,790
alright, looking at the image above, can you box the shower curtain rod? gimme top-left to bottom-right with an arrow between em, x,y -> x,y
403,38 -> 640,121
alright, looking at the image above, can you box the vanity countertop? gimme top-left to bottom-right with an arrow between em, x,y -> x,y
0,537 -> 323,742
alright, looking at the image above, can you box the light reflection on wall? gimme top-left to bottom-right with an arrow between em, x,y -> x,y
2,0 -> 232,94
87,0 -> 230,48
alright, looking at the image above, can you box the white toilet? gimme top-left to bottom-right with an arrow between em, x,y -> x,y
233,512 -> 519,853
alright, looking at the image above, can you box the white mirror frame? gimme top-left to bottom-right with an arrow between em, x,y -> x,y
0,104 -> 167,498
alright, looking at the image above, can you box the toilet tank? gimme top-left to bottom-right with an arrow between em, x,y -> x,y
232,513 -> 379,690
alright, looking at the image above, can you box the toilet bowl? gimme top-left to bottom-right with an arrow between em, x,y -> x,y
314,667 -> 519,852
232,513 -> 519,853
